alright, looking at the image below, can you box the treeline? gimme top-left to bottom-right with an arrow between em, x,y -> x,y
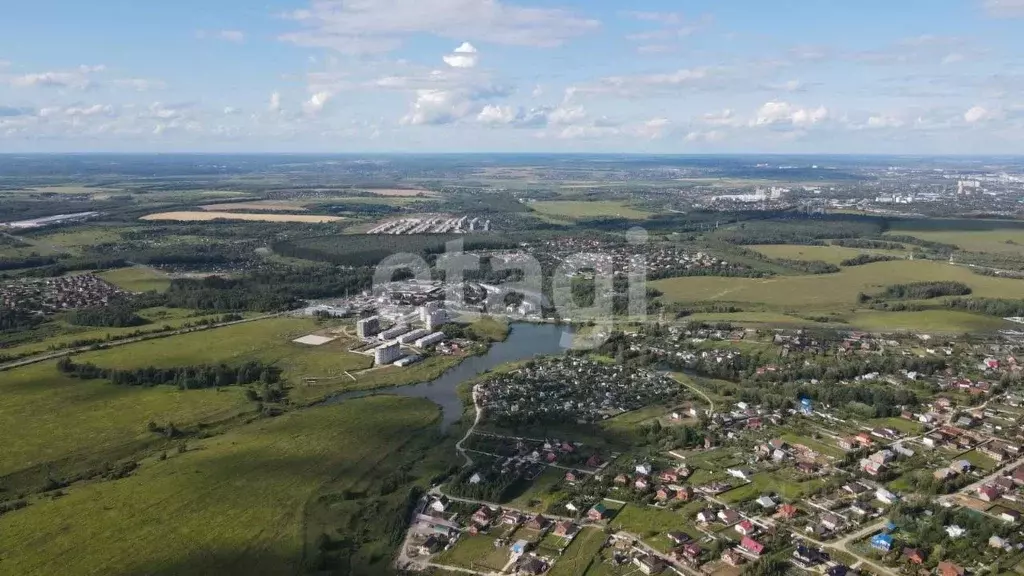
945,297 -> 1024,318
159,268 -> 375,312
16,257 -> 129,278
57,357 -> 281,389
884,234 -> 959,253
714,219 -> 881,245
0,308 -> 45,332
832,238 -> 905,250
273,234 -> 519,268
0,255 -> 58,271
65,303 -> 148,327
870,281 -> 972,301
840,254 -> 899,267
772,258 -> 840,275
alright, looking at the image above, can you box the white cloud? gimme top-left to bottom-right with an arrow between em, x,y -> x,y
443,42 -> 479,68
64,104 -> 116,117
964,105 -> 994,123
635,117 -> 670,139
304,91 -> 333,114
269,92 -> 282,113
598,67 -> 715,93
197,29 -> 246,43
701,109 -> 745,128
477,104 -> 517,125
113,78 -> 167,91
402,89 -> 469,125
280,0 -> 599,54
754,101 -> 828,127
9,65 -> 106,89
982,0 -> 1024,17
941,53 -> 966,65
224,106 -> 239,115
866,115 -> 905,129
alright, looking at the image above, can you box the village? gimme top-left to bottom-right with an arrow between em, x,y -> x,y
394,323 -> 1024,576
0,273 -> 128,316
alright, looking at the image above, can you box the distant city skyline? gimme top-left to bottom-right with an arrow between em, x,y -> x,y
3,0 -> 1024,153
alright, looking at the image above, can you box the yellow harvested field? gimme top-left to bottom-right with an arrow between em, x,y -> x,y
200,201 -> 309,212
141,211 -> 343,223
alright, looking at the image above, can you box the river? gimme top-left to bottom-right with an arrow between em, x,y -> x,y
323,323 -> 574,429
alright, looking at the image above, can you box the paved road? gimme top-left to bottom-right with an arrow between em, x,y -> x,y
0,313 -> 282,372
940,454 -> 1024,506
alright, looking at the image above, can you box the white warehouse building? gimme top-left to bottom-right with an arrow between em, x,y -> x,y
398,329 -> 431,345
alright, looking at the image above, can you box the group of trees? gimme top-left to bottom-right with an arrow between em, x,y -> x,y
57,357 -> 280,389
840,254 -> 898,267
66,303 -> 148,328
944,297 -> 1024,318
867,281 -> 973,301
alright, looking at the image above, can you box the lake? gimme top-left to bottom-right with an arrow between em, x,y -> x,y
324,322 -> 574,429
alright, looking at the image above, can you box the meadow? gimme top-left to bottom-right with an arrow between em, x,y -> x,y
651,260 -> 1024,310
750,244 -> 908,265
530,201 -> 652,220
0,396 -> 440,576
546,528 -> 607,576
96,265 -> 171,293
886,228 -> 1024,256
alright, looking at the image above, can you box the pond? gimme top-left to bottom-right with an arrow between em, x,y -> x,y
323,322 -> 574,429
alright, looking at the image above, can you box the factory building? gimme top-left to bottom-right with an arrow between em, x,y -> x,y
357,316 -> 381,339
425,310 -> 447,331
398,329 -> 431,345
374,341 -> 402,366
378,324 -> 410,341
414,332 -> 447,348
394,355 -> 422,367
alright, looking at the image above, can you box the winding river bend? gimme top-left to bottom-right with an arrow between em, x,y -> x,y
324,323 -> 574,429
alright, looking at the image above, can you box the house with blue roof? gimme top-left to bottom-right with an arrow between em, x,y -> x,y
871,533 -> 894,551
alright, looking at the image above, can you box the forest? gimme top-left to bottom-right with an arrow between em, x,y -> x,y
56,357 -> 281,389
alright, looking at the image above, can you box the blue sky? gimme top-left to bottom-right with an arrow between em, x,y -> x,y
2,0 -> 1024,153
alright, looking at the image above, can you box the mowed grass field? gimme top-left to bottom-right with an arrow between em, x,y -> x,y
530,201 -> 652,220
96,266 -> 171,293
0,318 -> 374,477
886,228 -> 1024,256
0,396 -> 439,576
750,244 -> 907,265
547,528 -> 606,576
848,310 -> 1011,333
140,211 -> 344,223
651,260 -> 1024,310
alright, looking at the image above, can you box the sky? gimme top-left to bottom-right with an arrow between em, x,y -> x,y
2,0 -> 1024,154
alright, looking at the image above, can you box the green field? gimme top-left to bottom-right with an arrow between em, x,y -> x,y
547,528 -> 607,576
0,307 -> 244,358
652,260 -> 1024,310
0,396 -> 439,576
780,433 -> 846,458
847,310 -> 1011,333
530,201 -> 652,220
718,471 -> 824,504
609,504 -> 697,547
886,229 -> 1024,256
866,417 -> 926,435
97,266 -> 172,293
436,534 -> 511,572
751,244 -> 906,265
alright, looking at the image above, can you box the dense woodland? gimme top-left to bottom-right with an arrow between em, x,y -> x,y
57,357 -> 281,389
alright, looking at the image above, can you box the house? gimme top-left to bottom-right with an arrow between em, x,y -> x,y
950,460 -> 972,474
587,504 -> 611,522
820,513 -> 842,531
718,509 -> 741,524
418,535 -> 444,555
793,545 -> 827,567
722,549 -> 745,567
511,539 -> 530,555
526,515 -> 550,531
675,486 -> 695,501
827,566 -> 850,576
659,470 -> 680,483
1000,509 -> 1021,524
614,474 -> 629,485
727,468 -> 751,481
634,477 -> 650,491
586,454 -> 603,468
736,520 -> 757,536
553,521 -> 579,538
876,488 -> 899,505
519,558 -> 547,576
680,543 -> 702,562
656,487 -> 673,502
980,443 -> 1007,462
978,485 -> 1002,502
633,553 -> 665,575
1013,466 -> 1024,486
938,561 -> 965,576
990,535 -> 1009,549
777,504 -> 799,519
838,436 -> 858,450
430,496 -> 450,513
946,525 -> 966,539
740,536 -> 765,557
696,509 -> 718,524
871,534 -> 893,552
667,531 -> 691,546
756,495 -> 777,510
850,503 -> 872,517
844,482 -> 868,496
636,462 -> 653,475
565,502 -> 579,513
902,548 -> 926,565
934,468 -> 956,481
472,506 -> 495,527
565,471 -> 580,484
